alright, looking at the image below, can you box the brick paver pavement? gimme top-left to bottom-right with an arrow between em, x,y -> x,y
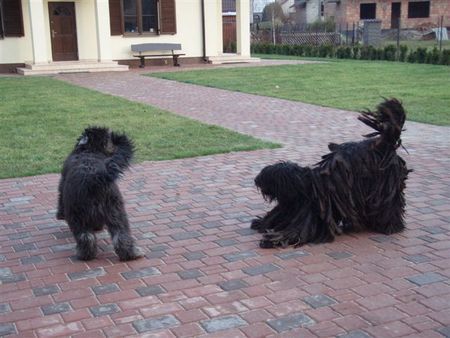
1,62 -> 450,337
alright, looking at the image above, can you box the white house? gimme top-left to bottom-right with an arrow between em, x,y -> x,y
0,0 -> 256,74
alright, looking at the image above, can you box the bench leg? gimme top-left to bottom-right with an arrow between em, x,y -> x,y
139,56 -> 145,68
172,55 -> 180,67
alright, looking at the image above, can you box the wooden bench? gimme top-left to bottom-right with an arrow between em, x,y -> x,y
131,43 -> 185,68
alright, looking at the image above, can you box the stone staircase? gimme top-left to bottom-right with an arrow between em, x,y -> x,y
208,54 -> 260,65
16,60 -> 128,75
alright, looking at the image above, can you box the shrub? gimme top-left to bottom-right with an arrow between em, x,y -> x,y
352,45 -> 360,59
426,47 -> 440,64
383,45 -> 397,61
439,49 -> 450,65
399,45 -> 408,62
249,42 -> 449,67
335,46 -> 351,59
318,44 -> 334,58
415,47 -> 427,63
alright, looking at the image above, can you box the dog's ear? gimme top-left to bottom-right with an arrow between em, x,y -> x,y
78,135 -> 88,146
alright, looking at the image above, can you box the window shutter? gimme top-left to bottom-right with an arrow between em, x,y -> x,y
2,0 -> 24,37
109,0 -> 123,35
159,0 -> 176,34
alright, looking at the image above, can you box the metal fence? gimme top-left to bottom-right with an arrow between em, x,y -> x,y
251,16 -> 450,51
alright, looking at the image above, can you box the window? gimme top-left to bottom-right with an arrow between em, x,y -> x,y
0,0 -> 24,38
109,0 -> 176,36
123,0 -> 157,33
360,3 -> 376,20
408,1 -> 430,18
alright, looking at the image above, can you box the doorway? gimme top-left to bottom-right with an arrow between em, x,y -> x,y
49,2 -> 78,61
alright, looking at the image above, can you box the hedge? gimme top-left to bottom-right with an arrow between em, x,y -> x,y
251,43 -> 450,66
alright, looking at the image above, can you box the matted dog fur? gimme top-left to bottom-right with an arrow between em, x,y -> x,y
57,127 -> 142,261
252,98 -> 411,248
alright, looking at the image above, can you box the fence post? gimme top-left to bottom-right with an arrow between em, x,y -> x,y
352,22 -> 355,45
396,17 -> 401,60
346,23 -> 349,45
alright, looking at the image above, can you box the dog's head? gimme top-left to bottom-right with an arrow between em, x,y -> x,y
75,126 -> 115,154
255,161 -> 310,204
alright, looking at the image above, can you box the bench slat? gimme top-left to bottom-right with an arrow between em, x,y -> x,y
131,43 -> 182,52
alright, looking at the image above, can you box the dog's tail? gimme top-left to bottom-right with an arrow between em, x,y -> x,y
358,98 -> 406,149
105,132 -> 134,181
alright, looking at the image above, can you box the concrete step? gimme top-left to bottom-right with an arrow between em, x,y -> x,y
208,55 -> 261,65
16,61 -> 128,75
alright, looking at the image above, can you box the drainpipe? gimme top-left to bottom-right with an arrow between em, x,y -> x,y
201,0 -> 208,62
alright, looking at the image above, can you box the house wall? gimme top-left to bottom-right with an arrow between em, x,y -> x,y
0,0 -> 226,67
306,0 -> 321,24
0,0 -> 32,64
328,0 -> 450,30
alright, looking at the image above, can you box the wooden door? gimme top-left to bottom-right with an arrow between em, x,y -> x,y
49,2 -> 78,61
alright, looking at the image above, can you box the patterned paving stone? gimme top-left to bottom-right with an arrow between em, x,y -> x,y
41,303 -> 71,315
218,279 -> 249,291
0,323 -> 16,336
183,251 -> 206,261
403,254 -> 432,264
436,325 -> 450,338
338,330 -> 373,338
407,272 -> 447,286
0,304 -> 11,314
133,315 -> 180,333
224,251 -> 258,262
304,294 -> 337,308
136,285 -> 166,296
214,238 -> 238,247
267,312 -> 315,332
177,269 -> 204,280
275,250 -> 310,260
242,263 -> 280,276
33,285 -> 59,297
200,315 -> 247,333
68,267 -> 106,281
326,251 -> 353,260
91,284 -> 120,295
1,65 -> 449,338
20,255 -> 44,265
121,266 -> 161,280
89,304 -> 120,317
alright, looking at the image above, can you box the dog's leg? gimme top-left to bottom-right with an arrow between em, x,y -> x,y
56,179 -> 65,220
251,205 -> 284,232
106,208 -> 143,261
71,228 -> 97,261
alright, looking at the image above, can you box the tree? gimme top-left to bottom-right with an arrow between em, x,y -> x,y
262,2 -> 286,23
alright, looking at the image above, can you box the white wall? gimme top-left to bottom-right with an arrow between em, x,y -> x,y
0,0 -> 33,64
0,0 -> 223,65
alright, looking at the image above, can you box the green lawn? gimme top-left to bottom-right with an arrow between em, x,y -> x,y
151,58 -> 450,126
0,77 -> 278,179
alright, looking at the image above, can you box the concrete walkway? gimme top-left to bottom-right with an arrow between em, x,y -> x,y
1,62 -> 450,337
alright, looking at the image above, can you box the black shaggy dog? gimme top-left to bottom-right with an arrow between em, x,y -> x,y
57,127 -> 143,261
251,98 -> 411,248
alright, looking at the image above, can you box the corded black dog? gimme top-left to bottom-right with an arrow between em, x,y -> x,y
57,127 -> 143,261
251,99 -> 411,248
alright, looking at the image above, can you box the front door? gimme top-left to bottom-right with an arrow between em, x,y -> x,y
49,2 -> 78,61
391,2 -> 401,29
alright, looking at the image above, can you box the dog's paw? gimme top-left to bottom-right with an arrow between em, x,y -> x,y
250,218 -> 263,230
259,239 -> 276,249
118,246 -> 144,261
